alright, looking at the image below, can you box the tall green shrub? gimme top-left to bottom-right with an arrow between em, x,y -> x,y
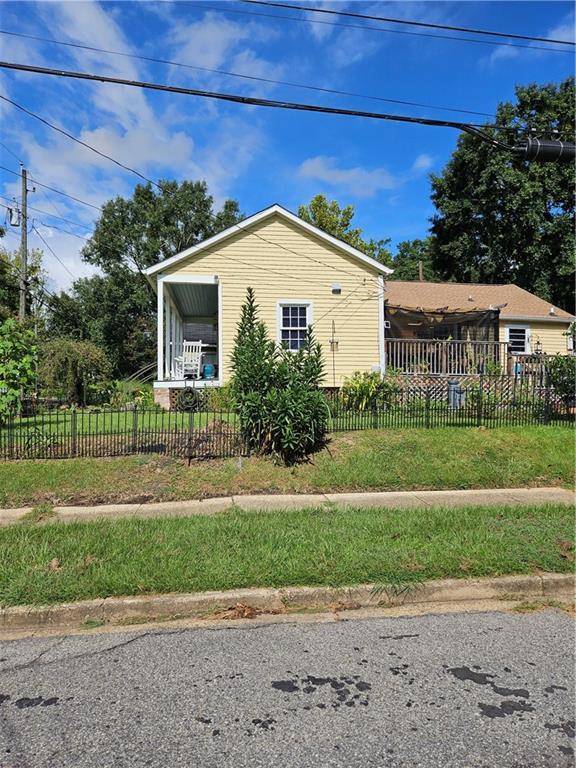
230,289 -> 328,464
546,354 -> 576,406
230,287 -> 276,401
0,318 -> 37,420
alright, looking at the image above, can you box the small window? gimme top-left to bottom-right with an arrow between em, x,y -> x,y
279,303 -> 311,351
507,326 -> 529,354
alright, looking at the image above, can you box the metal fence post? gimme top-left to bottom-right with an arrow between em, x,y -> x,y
476,375 -> 484,427
544,385 -> 551,425
132,407 -> 138,453
71,410 -> 78,457
425,386 -> 431,428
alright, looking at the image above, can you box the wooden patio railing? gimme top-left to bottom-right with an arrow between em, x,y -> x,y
384,339 -> 511,376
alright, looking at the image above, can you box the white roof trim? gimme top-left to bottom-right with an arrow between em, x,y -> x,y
501,314 -> 575,324
144,204 -> 393,278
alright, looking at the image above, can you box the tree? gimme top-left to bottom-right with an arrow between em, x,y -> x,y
38,338 -> 110,405
47,180 -> 241,377
429,78 -> 575,312
0,247 -> 47,322
0,318 -> 36,419
82,180 -> 241,274
389,238 -> 440,282
298,194 -> 392,266
46,268 -> 155,377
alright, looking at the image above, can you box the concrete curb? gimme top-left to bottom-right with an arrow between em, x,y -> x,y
1,487 -> 574,526
1,573 -> 573,632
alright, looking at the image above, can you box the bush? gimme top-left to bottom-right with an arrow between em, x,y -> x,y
0,318 -> 37,420
205,383 -> 236,412
107,380 -> 155,409
546,355 -> 576,406
341,371 -> 401,411
231,288 -> 328,464
38,338 -> 110,406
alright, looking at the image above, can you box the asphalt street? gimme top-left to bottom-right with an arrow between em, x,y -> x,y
0,609 -> 574,768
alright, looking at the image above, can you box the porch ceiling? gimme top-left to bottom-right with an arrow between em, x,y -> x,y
169,283 -> 217,318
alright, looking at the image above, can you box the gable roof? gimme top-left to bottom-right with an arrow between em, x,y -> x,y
144,204 -> 393,278
385,281 -> 575,321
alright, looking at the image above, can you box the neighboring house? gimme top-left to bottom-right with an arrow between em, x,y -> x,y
145,204 -> 392,406
385,281 -> 574,375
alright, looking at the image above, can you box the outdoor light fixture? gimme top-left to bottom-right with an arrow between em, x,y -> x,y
331,282 -> 342,294
534,339 -> 543,355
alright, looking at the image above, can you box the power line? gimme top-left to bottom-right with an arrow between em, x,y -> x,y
0,93 -> 161,189
32,224 -> 78,280
0,61 -> 513,150
35,220 -> 89,242
191,2 -> 571,54
0,29 -> 495,120
0,140 -> 23,164
242,0 -> 575,46
0,164 -> 102,210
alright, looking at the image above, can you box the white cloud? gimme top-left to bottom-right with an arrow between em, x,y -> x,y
485,10 -> 574,67
298,155 -> 398,197
412,153 -> 434,172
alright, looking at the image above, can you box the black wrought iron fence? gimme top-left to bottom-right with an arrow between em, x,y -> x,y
1,378 -> 573,461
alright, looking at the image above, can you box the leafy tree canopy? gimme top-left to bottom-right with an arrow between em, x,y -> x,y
298,194 -> 392,266
389,238 -> 440,282
48,179 -> 241,377
82,179 -> 241,274
429,77 -> 575,312
0,247 -> 47,322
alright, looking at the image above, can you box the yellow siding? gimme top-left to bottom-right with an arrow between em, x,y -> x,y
500,320 -> 572,355
163,214 -> 383,385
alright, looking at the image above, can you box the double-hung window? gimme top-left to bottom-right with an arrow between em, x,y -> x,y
278,302 -> 311,351
506,326 -> 530,354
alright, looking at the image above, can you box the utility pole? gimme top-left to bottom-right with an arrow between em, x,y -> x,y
19,164 -> 27,319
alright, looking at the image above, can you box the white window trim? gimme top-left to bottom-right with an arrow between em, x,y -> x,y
277,300 -> 313,351
505,324 -> 531,355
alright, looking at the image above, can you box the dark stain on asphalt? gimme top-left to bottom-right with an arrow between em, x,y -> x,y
545,685 -> 568,694
448,666 -> 529,698
544,721 -> 575,738
390,664 -> 410,677
272,680 -> 299,693
271,674 -> 371,710
14,696 -> 59,709
195,715 -> 212,725
0,694 -> 10,705
252,717 -> 276,731
559,745 -> 574,756
478,700 -> 535,719
379,634 -> 420,640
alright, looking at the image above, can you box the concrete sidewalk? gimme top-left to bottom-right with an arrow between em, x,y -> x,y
0,486 -> 573,526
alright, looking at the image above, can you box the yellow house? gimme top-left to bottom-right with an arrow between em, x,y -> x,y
145,204 -> 392,406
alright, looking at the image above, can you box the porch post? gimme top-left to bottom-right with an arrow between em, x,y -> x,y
378,274 -> 386,375
165,295 -> 171,379
157,277 -> 164,381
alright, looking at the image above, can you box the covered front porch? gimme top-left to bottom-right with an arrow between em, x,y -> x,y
154,274 -> 222,389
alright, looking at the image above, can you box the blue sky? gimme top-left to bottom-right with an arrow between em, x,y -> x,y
0,0 -> 573,290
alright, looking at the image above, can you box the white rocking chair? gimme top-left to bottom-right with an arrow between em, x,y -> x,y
174,340 -> 202,380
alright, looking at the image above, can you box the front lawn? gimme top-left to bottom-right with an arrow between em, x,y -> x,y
0,503 -> 571,607
0,426 -> 572,508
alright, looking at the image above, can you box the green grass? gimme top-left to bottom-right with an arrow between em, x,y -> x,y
0,503 -> 571,607
0,426 -> 572,508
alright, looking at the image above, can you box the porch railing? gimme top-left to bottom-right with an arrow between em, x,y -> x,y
384,339 -> 510,376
